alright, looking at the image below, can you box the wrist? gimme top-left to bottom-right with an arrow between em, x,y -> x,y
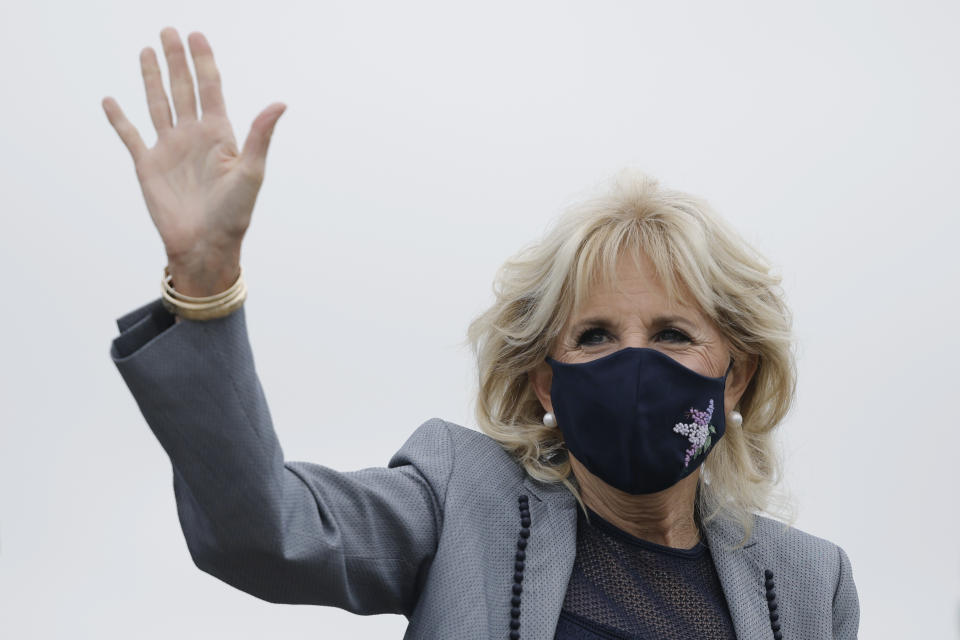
166,262 -> 241,298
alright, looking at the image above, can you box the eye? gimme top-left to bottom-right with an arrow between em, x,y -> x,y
656,328 -> 691,343
575,327 -> 610,346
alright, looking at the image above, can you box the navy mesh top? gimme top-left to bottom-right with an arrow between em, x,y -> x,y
553,505 -> 737,639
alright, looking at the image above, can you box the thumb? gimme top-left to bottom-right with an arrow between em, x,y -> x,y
241,102 -> 286,177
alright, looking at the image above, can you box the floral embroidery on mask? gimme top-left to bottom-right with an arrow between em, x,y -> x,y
673,398 -> 718,468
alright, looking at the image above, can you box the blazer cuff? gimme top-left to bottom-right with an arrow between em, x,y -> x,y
109,297 -> 244,361
110,297 -> 175,360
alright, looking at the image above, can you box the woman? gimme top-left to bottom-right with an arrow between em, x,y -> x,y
104,28 -> 859,640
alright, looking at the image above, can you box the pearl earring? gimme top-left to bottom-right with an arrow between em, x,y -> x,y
543,412 -> 557,428
728,409 -> 743,428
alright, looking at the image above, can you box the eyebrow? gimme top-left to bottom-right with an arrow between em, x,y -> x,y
571,314 -> 697,331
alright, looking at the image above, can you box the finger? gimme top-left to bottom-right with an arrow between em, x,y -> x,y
140,47 -> 173,135
159,26 -> 198,123
187,32 -> 227,119
241,103 -> 287,177
102,96 -> 148,164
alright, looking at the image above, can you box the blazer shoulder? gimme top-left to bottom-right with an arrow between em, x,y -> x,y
411,417 -> 527,487
750,513 -> 850,593
416,418 -> 520,461
751,513 -> 844,557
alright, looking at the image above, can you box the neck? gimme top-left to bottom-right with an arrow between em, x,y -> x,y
570,455 -> 702,549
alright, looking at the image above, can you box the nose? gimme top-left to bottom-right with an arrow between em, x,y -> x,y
619,330 -> 653,351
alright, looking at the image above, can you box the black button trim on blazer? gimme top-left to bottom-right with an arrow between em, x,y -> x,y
509,494 -> 530,640
764,568 -> 783,640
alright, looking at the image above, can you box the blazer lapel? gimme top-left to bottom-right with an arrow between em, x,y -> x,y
516,475 -> 578,640
703,514 -> 774,639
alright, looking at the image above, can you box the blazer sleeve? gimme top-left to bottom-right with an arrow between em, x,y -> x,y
109,297 -> 455,616
832,544 -> 860,639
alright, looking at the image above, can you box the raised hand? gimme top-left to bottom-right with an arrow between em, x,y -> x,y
102,26 -> 285,297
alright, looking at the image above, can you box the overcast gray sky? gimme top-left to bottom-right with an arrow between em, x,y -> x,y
1,0 -> 958,637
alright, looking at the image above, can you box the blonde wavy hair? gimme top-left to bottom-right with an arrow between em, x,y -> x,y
466,167 -> 797,545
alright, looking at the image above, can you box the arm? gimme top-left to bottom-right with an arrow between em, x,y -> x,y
832,544 -> 860,639
110,298 -> 453,615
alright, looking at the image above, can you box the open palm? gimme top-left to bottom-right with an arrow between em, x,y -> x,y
102,27 -> 285,287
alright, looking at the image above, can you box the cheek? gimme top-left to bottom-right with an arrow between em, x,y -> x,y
554,345 -> 589,364
682,350 -> 724,378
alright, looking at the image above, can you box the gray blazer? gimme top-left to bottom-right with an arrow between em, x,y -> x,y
110,298 -> 860,639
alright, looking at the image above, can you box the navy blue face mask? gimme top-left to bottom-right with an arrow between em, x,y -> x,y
545,348 -> 734,495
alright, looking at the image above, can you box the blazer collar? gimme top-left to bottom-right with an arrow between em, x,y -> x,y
519,474 -> 774,640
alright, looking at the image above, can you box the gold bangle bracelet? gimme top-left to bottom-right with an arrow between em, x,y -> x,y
162,264 -> 243,302
161,264 -> 248,321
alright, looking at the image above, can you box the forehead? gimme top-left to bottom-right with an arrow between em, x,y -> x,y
571,251 -> 701,323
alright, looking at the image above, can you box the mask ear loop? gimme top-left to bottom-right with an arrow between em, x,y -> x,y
724,356 -> 735,377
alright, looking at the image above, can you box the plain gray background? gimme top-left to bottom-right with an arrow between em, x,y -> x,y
1,0 -> 958,637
